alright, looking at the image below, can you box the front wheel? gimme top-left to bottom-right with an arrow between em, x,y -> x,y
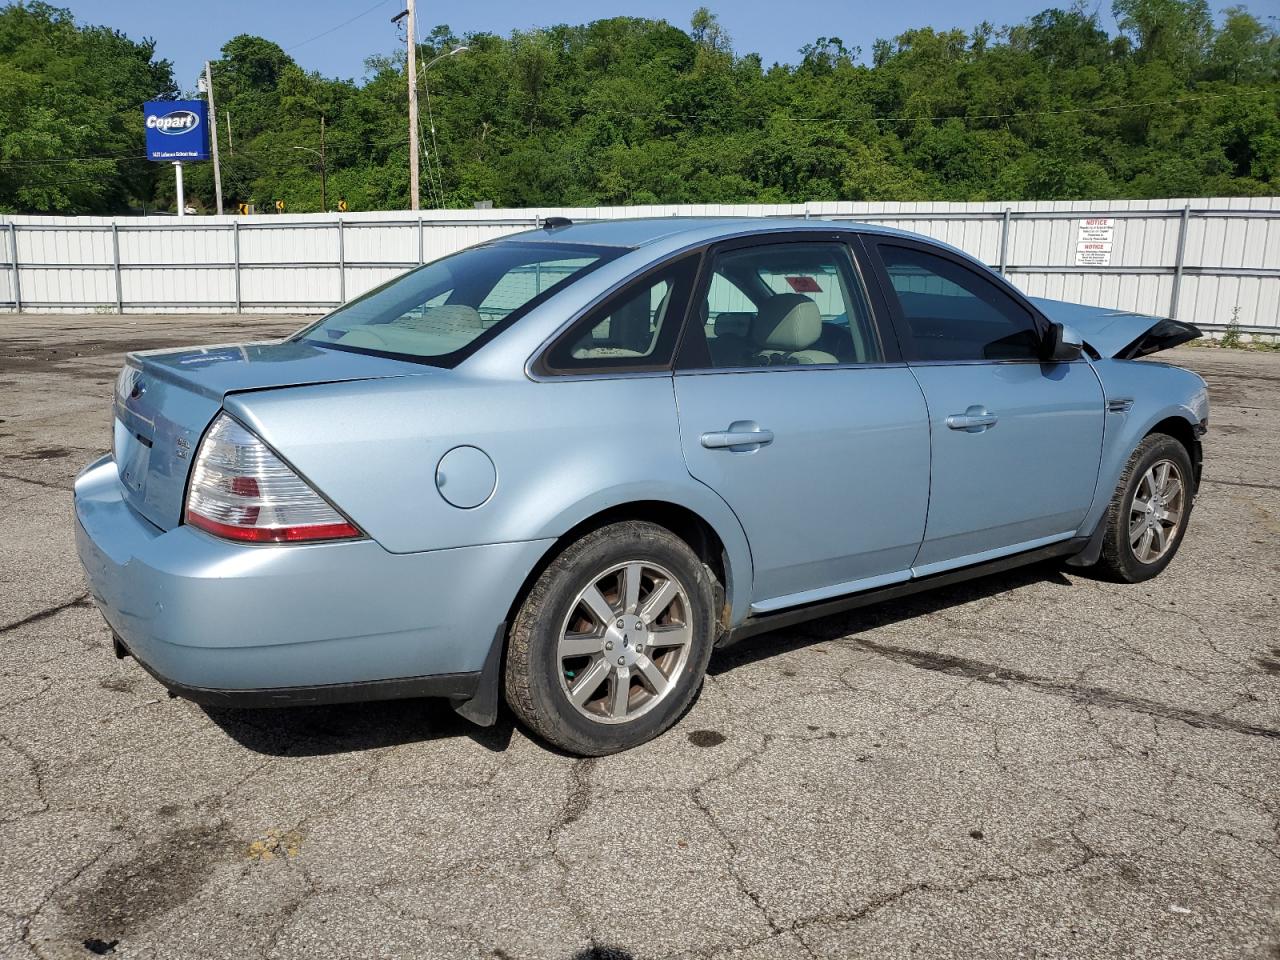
1095,433 -> 1195,583
503,521 -> 716,755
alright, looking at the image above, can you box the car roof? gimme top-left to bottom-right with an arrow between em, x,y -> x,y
493,215 -> 984,272
496,216 -> 932,249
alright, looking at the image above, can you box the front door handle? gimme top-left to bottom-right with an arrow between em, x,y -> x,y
946,405 -> 999,433
701,421 -> 775,451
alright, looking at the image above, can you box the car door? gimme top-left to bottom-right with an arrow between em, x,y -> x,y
673,234 -> 931,613
862,237 -> 1105,576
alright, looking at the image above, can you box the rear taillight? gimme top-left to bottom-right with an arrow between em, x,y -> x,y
184,413 -> 361,544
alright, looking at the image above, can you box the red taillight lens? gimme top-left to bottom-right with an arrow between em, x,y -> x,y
184,414 -> 361,544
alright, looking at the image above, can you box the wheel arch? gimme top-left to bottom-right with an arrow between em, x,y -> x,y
506,496 -> 752,640
1145,414 -> 1203,489
1080,391 -> 1205,539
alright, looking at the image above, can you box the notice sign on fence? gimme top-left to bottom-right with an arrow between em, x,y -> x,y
1075,217 -> 1115,267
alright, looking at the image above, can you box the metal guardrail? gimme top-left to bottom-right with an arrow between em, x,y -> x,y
3,207 -> 1279,323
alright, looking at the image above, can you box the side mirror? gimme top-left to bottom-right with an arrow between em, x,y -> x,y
1045,322 -> 1084,362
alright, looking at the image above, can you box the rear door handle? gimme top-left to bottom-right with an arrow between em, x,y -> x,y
701,421 -> 774,451
945,406 -> 998,432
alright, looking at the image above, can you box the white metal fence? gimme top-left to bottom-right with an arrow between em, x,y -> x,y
3,198 -> 1278,333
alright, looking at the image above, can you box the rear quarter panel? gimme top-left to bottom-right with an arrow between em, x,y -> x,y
224,373 -> 756,624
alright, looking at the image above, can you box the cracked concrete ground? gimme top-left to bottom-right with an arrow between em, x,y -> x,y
1,312 -> 1278,960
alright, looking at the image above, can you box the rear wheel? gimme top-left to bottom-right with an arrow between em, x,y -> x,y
1096,433 -> 1195,583
503,521 -> 716,755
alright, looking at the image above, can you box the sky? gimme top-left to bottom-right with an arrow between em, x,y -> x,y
58,0 -> 1140,92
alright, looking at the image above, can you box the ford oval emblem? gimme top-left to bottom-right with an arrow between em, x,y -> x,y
146,109 -> 200,136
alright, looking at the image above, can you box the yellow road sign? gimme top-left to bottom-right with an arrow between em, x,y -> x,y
275,199 -> 285,212
237,202 -> 249,216
337,199 -> 349,212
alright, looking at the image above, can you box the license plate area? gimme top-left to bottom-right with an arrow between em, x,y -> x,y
114,417 -> 151,495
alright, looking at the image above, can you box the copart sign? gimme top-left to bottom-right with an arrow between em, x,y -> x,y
143,100 -> 210,161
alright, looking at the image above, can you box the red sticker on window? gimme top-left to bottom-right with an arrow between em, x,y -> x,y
785,275 -> 822,293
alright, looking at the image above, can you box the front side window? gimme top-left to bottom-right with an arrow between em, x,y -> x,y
541,256 -> 699,373
296,241 -> 622,365
691,242 -> 882,369
877,244 -> 1042,362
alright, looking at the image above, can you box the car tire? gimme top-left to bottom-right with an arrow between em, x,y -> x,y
1095,432 -> 1195,583
503,521 -> 716,756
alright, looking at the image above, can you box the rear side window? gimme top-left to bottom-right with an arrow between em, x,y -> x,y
690,242 -> 882,369
540,255 -> 699,374
296,241 -> 622,366
877,244 -> 1042,362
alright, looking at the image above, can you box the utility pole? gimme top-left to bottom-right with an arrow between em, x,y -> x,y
406,0 -> 420,210
319,116 -> 327,212
204,60 -> 224,215
225,111 -> 234,157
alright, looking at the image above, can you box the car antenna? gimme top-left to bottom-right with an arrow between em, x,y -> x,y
542,216 -> 573,230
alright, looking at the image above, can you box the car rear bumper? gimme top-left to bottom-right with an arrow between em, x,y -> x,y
107,629 -> 488,708
74,455 -> 550,707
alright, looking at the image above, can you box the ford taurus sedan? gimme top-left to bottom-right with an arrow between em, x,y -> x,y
74,217 -> 1207,755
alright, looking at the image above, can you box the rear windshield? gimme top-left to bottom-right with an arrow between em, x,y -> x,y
295,241 -> 623,365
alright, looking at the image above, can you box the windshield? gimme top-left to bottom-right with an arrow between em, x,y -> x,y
295,241 -> 624,365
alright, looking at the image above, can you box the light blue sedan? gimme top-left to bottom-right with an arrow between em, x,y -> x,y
74,218 -> 1208,755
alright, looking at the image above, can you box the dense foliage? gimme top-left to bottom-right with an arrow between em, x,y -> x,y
0,2 -> 176,212
1,0 -> 1276,214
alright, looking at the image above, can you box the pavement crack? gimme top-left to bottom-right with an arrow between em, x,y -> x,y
849,637 -> 1280,741
17,826 -> 134,958
559,757 -> 597,833
0,470 -> 73,492
0,731 -> 50,818
260,867 -> 319,960
1201,478 -> 1280,492
690,788 -> 782,935
0,593 -> 91,634
689,738 -> 785,940
0,677 -> 55,716
792,844 -> 1110,946
1120,594 -> 1239,664
544,758 -> 602,944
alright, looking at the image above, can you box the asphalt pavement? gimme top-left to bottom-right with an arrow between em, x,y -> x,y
1,313 -> 1277,959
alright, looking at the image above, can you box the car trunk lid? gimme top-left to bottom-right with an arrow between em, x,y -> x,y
113,340 -> 431,531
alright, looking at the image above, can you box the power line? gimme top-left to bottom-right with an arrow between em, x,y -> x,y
414,90 -> 444,208
416,47 -> 448,207
5,173 -> 138,188
415,120 -> 441,208
382,89 -> 1256,161
0,154 -> 149,167
762,91 -> 1251,125
489,89 -> 1251,126
284,0 -> 395,52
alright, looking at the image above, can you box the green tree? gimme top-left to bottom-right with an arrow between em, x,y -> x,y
1112,0 -> 1213,72
689,7 -> 731,56
1207,6 -> 1277,83
0,1 -> 175,213
2,1 -> 1277,213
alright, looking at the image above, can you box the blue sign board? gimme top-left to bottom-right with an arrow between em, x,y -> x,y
143,100 -> 209,161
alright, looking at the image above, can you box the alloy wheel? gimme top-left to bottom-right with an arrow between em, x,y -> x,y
556,560 -> 693,724
1129,458 -> 1185,564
